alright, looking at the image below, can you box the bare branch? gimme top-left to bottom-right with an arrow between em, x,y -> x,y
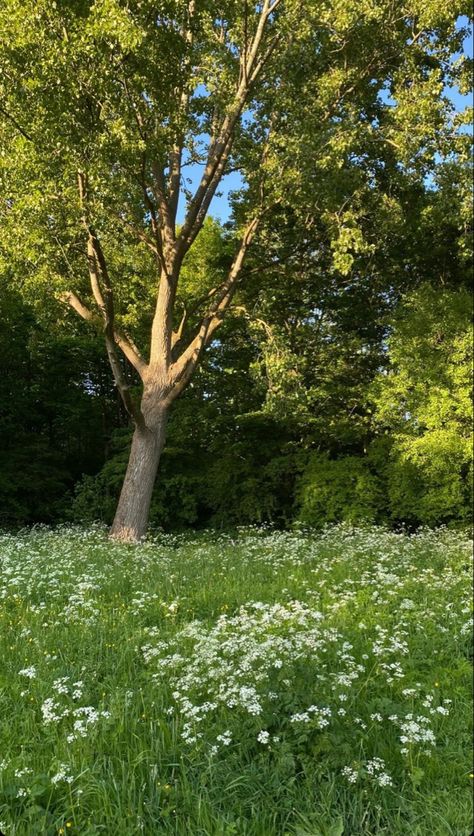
168,0 -> 197,224
121,75 -> 147,142
138,157 -> 165,266
171,308 -> 187,349
176,2 -> 279,260
151,160 -> 176,257
0,105 -> 34,142
60,290 -> 98,323
77,171 -> 148,400
103,331 -> 144,426
170,284 -> 225,354
62,286 -> 148,378
114,332 -> 147,378
113,210 -> 161,258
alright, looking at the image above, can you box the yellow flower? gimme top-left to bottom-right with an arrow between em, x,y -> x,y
66,823 -> 73,829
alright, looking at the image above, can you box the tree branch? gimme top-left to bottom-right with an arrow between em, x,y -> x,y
60,290 -> 98,322
168,0 -> 196,224
113,209 -> 161,259
175,1 -> 279,261
76,172 -> 147,423
169,216 -> 260,399
0,105 -> 34,142
61,288 -> 147,377
151,160 -> 176,258
138,153 -> 164,266
170,283 -> 223,353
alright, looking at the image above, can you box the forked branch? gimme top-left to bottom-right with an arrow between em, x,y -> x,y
175,0 -> 280,260
169,216 -> 260,399
66,172 -> 148,422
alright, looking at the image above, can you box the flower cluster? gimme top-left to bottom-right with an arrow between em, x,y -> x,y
0,522 -> 470,832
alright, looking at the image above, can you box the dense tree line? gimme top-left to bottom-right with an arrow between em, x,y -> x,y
1,167 -> 471,530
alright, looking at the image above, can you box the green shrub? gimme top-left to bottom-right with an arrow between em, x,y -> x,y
386,430 -> 473,525
296,452 -> 383,527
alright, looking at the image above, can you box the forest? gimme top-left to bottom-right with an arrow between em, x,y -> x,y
1,213 -> 472,533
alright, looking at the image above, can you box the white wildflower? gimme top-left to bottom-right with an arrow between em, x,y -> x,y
18,666 -> 37,679
342,766 -> 358,784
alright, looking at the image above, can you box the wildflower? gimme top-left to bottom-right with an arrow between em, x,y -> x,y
257,730 -> 270,744
342,766 -> 358,784
18,666 -> 37,679
51,765 -> 74,785
14,767 -> 32,779
53,677 -> 70,695
41,698 -> 69,725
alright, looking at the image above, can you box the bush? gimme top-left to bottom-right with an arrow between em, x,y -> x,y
296,452 -> 383,527
386,430 -> 473,525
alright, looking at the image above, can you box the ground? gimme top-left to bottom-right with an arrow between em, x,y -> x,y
0,525 -> 472,835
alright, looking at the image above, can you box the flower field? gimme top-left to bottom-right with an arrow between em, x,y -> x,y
0,525 -> 472,835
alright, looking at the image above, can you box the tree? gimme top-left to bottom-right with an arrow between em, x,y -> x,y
1,0 -> 471,539
0,273 -> 117,525
1,0 -> 286,540
372,284 -> 473,525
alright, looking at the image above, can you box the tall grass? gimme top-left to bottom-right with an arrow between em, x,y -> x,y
0,525 -> 472,834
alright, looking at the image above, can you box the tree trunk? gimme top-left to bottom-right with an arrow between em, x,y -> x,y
110,406 -> 168,542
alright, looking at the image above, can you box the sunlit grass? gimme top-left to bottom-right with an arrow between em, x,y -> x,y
0,525 -> 472,834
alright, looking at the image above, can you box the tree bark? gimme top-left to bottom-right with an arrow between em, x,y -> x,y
109,405 -> 168,542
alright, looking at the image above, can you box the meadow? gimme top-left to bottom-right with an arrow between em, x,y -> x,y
0,525 -> 472,835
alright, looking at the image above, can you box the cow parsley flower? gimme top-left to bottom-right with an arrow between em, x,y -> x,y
342,766 -> 358,784
51,764 -> 74,785
18,666 -> 37,679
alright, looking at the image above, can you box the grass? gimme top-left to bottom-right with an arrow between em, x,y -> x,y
0,524 -> 472,835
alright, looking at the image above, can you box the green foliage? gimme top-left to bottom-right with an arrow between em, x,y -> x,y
296,453 -> 383,527
0,279 -> 116,526
1,0 -> 470,344
72,413 -> 297,529
201,414 -> 298,527
386,430 -> 472,526
372,284 -> 473,525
